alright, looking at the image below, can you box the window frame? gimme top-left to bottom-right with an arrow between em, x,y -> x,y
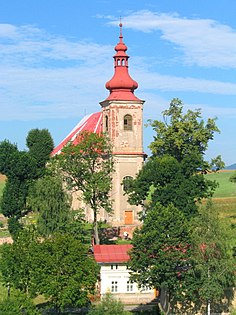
124,114 -> 132,131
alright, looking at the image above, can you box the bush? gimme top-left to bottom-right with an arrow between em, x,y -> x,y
0,290 -> 40,315
88,293 -> 131,315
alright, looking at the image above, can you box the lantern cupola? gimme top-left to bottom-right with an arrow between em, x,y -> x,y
105,23 -> 140,101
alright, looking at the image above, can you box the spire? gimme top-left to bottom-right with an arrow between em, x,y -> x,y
105,23 -> 140,101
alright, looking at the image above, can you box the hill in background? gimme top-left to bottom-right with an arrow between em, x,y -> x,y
224,163 -> 236,170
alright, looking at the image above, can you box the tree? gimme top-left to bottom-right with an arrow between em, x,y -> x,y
188,202 -> 235,315
128,203 -> 192,313
27,174 -> 72,237
28,173 -> 90,242
229,171 -> 236,183
0,227 -> 38,295
125,98 -> 226,313
26,128 -> 54,176
54,131 -> 113,244
0,228 -> 99,312
88,293 -> 132,315
124,98 -> 222,217
32,233 -> 99,311
0,129 -> 54,237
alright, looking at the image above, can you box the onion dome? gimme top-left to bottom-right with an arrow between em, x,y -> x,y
105,23 -> 140,101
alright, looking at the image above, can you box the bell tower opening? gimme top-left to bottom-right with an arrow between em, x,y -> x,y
124,114 -> 132,131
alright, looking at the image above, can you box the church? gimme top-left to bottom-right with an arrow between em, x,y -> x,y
52,24 -> 146,230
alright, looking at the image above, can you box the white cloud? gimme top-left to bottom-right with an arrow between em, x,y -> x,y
0,23 -> 112,66
133,66 -> 236,95
1,22 -> 236,123
108,10 -> 236,68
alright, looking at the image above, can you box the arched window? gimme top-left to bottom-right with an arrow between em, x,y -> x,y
105,115 -> 109,132
124,114 -> 132,131
122,176 -> 133,192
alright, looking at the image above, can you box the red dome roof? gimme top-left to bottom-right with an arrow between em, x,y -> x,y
105,23 -> 140,101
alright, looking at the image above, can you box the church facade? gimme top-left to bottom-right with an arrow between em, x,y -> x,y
52,24 -> 145,228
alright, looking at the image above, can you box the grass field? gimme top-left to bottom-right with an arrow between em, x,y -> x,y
206,170 -> 236,198
205,171 -> 236,225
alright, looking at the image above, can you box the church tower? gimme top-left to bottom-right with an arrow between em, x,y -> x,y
100,24 -> 145,226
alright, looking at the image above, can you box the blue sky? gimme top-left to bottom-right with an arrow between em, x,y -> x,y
0,0 -> 236,165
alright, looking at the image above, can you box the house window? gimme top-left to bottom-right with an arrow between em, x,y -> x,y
124,114 -> 132,131
127,280 -> 133,292
111,281 -> 118,292
141,285 -> 150,292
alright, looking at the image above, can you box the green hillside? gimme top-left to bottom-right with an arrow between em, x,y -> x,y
205,171 -> 236,236
206,170 -> 236,198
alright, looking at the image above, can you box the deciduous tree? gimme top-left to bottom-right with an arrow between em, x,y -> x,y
0,227 -> 38,295
32,233 -> 99,311
0,129 -> 54,237
124,98 -> 222,217
188,202 -> 235,315
128,203 -> 192,313
27,174 -> 72,237
54,131 -> 113,244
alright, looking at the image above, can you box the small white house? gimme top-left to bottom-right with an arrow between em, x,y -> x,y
93,244 -> 156,305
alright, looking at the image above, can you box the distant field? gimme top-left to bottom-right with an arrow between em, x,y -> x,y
206,170 -> 236,198
205,171 -> 236,248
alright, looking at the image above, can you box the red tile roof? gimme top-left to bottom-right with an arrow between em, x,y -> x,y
51,112 -> 103,156
93,244 -> 133,263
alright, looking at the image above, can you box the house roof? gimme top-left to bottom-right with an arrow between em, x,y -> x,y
51,111 -> 103,156
93,244 -> 133,263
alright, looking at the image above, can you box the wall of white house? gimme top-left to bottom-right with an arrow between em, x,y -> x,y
99,263 -> 155,304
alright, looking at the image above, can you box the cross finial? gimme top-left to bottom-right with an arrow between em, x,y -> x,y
119,17 -> 123,41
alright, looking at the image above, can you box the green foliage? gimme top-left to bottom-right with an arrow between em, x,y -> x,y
54,131 -> 114,244
26,128 -> 54,175
0,141 -> 18,176
32,233 -> 99,310
1,178 -> 29,219
124,99 -> 221,218
0,290 -> 40,315
7,217 -> 23,239
129,203 -> 191,306
0,227 -> 38,294
148,98 -> 220,165
88,293 -> 132,315
188,202 -> 236,313
230,170 -> 236,184
0,228 -> 99,312
126,99 -> 228,313
0,129 -> 54,237
125,155 -> 217,218
27,174 -> 72,237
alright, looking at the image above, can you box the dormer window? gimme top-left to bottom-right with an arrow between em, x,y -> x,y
124,114 -> 132,131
